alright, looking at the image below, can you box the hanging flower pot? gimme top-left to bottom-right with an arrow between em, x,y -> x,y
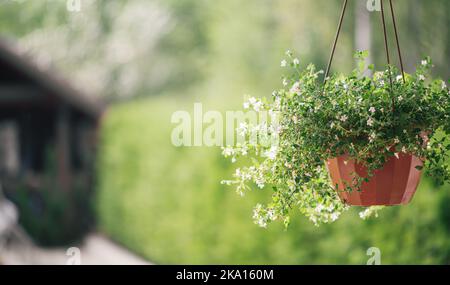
222,0 -> 450,228
327,153 -> 424,206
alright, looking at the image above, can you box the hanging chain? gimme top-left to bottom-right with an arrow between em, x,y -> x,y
324,0 -> 348,83
324,0 -> 405,115
389,0 -> 405,83
380,0 -> 395,113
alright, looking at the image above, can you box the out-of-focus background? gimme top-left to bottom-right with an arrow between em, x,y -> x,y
0,0 -> 449,265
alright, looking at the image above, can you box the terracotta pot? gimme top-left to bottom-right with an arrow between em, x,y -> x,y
326,153 -> 424,206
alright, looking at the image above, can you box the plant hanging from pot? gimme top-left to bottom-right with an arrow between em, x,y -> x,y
221,0 -> 450,227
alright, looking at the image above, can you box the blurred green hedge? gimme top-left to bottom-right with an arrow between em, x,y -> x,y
97,96 -> 450,264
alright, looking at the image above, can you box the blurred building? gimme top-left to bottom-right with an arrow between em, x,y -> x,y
0,40 -> 104,245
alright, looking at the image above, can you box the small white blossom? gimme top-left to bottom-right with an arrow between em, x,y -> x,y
253,101 -> 263,112
398,96 -> 404,102
256,178 -> 265,189
222,146 -> 234,157
282,78 -> 288,86
238,122 -> 248,136
367,118 -> 374,127
293,58 -> 300,65
339,115 -> 348,122
267,209 -> 276,221
421,60 -> 427,66
396,75 -> 403,82
331,212 -> 339,222
369,107 -> 376,114
315,204 -> 324,213
418,75 -> 425,81
290,82 -> 301,95
281,59 -> 287,67
257,219 -> 267,228
264,146 -> 278,160
442,81 -> 447,90
359,208 -> 370,219
285,50 -> 292,57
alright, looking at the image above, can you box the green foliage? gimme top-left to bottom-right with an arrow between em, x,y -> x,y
97,96 -> 450,264
222,51 -> 450,226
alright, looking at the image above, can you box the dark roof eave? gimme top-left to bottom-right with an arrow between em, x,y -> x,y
0,39 -> 105,119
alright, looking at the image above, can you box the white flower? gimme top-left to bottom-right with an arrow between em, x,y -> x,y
401,146 -> 407,153
267,209 -> 276,221
257,219 -> 267,228
331,212 -> 339,222
398,96 -> 404,102
293,58 -> 300,66
243,102 -> 250,109
282,78 -> 288,86
339,115 -> 348,122
315,204 -> 324,213
290,82 -> 301,95
369,107 -> 376,114
264,146 -> 278,160
281,59 -> 287,67
359,208 -> 370,219
238,122 -> 248,136
248,97 -> 257,105
418,75 -> 425,81
394,138 -> 400,144
369,132 -> 376,142
396,75 -> 403,82
379,80 -> 385,86
253,101 -> 263,112
442,81 -> 447,90
421,60 -> 427,66
222,146 -> 234,157
256,179 -> 265,189
285,50 -> 292,57
367,118 -> 374,127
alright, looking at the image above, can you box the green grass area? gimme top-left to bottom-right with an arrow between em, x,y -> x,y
96,95 -> 450,264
